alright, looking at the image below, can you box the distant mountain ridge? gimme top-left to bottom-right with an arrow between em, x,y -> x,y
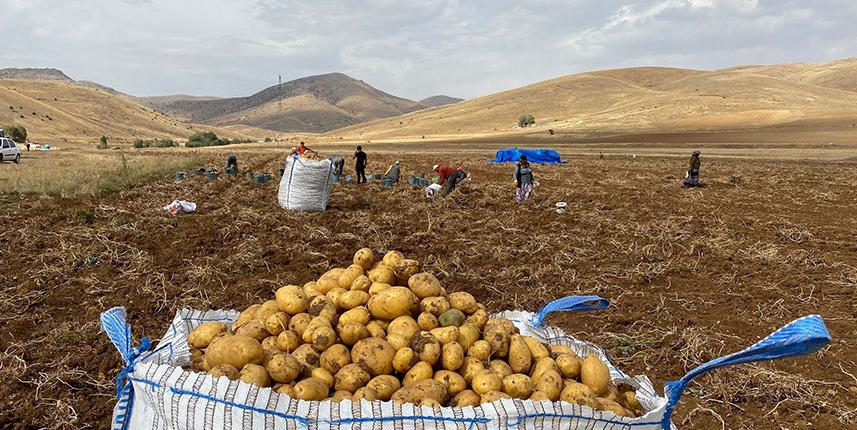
0,68 -> 73,81
418,95 -> 464,108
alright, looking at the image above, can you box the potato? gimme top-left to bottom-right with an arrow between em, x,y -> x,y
261,336 -> 280,353
338,265 -> 364,289
288,313 -> 312,337
337,306 -> 370,327
407,273 -> 442,299
366,321 -> 386,339
353,248 -> 375,270
302,316 -> 332,344
351,338 -> 396,376
465,309 -> 489,329
508,335 -> 532,374
420,296 -> 450,317
188,322 -> 227,349
208,364 -> 239,380
459,357 -> 488,384
534,369 -> 563,401
623,391 -> 643,416
338,290 -> 370,310
275,285 -> 307,315
206,335 -> 264,369
420,398 -> 441,408
483,320 -> 512,358
410,332 -> 442,365
266,353 -> 301,383
433,370 -> 467,396
308,296 -> 337,322
311,367 -> 335,389
303,282 -> 323,301
294,377 -> 329,401
391,379 -> 448,404
265,312 -> 291,336
581,355 -> 610,396
417,312 -> 440,331
350,275 -> 371,292
448,292 -> 478,314
441,342 -> 465,371
387,316 -> 420,340
236,320 -> 269,341
457,323 -> 481,352
200,355 -> 211,372
326,287 -> 348,310
438,309 -> 466,328
489,360 -> 514,379
386,333 -> 410,351
239,363 -> 272,387
339,322 -> 370,346
523,337 -> 551,361
393,346 -> 420,373
402,361 -> 434,386
480,391 -> 511,404
549,344 -> 576,357
395,259 -> 421,285
276,330 -> 301,352
310,326 -> 337,351
529,390 -> 552,401
429,326 -> 459,345
368,264 -> 397,285
382,251 -> 405,268
320,344 -> 352,374
368,282 -> 391,295
353,387 -> 379,401
292,344 -> 321,374
467,340 -> 492,361
232,304 -> 260,332
472,370 -> 503,395
530,357 -> 559,381
596,397 -> 631,417
450,390 -> 481,407
367,375 -> 401,401
275,383 -> 296,397
556,353 -> 582,379
560,381 -> 595,405
502,374 -> 534,399
334,363 -> 371,393
257,300 -> 282,322
368,287 -> 418,320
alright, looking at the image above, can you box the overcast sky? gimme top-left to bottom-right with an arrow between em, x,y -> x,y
2,0 -> 856,100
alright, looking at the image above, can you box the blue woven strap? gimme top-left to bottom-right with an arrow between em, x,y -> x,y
100,307 -> 152,430
531,295 -> 610,327
661,315 -> 831,429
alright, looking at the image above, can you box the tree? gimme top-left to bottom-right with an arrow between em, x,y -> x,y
517,114 -> 535,128
3,125 -> 27,142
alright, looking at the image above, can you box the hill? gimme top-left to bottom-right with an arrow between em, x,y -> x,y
0,68 -> 73,81
331,59 -> 857,140
418,95 -> 464,108
149,73 -> 441,133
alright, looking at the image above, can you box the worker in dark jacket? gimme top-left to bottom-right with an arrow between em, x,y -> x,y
353,146 -> 368,184
683,151 -> 701,187
225,153 -> 238,174
514,155 -> 535,202
384,160 -> 401,183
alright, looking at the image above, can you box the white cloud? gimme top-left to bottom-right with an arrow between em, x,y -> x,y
0,0 -> 855,99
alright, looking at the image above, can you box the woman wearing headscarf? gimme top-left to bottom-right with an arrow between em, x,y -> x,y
514,154 -> 535,202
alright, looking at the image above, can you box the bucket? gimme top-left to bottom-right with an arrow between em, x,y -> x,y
366,174 -> 375,181
206,171 -> 218,181
383,177 -> 394,188
225,166 -> 238,175
255,173 -> 272,184
344,175 -> 353,183
330,174 -> 340,183
175,171 -> 187,181
194,168 -> 206,176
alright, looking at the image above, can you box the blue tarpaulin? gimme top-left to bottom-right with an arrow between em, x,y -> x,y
492,148 -> 563,164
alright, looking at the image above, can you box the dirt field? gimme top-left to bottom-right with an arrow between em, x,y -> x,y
1,146 -> 856,429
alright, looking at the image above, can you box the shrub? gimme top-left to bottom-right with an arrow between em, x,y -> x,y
264,137 -> 272,142
185,132 -> 251,147
517,114 -> 535,128
3,125 -> 27,142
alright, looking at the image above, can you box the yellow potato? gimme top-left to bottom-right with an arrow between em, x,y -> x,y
266,353 -> 301,383
457,323 -> 481,352
450,390 -> 481,407
560,381 -> 596,405
320,344 -> 352,374
433,370 -> 467,396
430,326 -> 459,345
338,306 -> 371,327
420,296 -> 450,317
275,383 -> 296,397
556,353 -> 582,379
188,322 -> 227,349
367,287 -> 418,320
387,316 -> 420,340
480,391 -> 511,404
523,337 -> 551,361
294,377 -> 329,400
420,398 -> 441,408
331,390 -> 352,401
275,330 -> 301,352
391,379 -> 448,404
261,336 -> 280,353
467,340 -> 492,361
351,338 -> 396,376
308,296 -> 337,322
441,342 -> 465,371
459,357 -> 488,384
410,332 -> 442,365
368,264 -> 397,285
275,285 -> 307,315
595,397 -> 631,417
417,312 -> 440,331
208,364 -> 239,380
368,282 -> 391,295
508,335 -> 532,374
395,259 -> 422,285
205,334 -> 264,370
309,325 -> 337,352
236,320 -> 268,341
291,344 -> 321,374
326,287 -> 348,311
265,312 -> 290,336
352,387 -> 379,401
257,300 -> 282,322
353,248 -> 375,270
407,273 -> 442,299
311,367 -> 335,389
465,309 -> 489,330
350,275 -> 371,292
334,363 -> 371,393
339,322 -> 371,346
529,390 -> 552,401
530,357 -> 559,381
393,347 -> 418,373
367,375 -> 401,401
338,265 -> 364,289
232,304 -> 261,332
581,355 -> 610,396
302,317 -> 332,344
472,370 -> 503,395
303,282 -> 323,301
549,344 -> 575,357
448,292 -> 478,314
534,369 -> 563,401
402,361 -> 433,386
386,333 -> 410,351
288,313 -> 312,337
489,360 -> 513,379
483,320 -> 512,358
366,321 -> 386,339
382,251 -> 405,268
239,363 -> 272,387
623,391 -> 643,416
502,374 -> 534,399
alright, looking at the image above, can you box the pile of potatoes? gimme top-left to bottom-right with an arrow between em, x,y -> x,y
187,249 -> 643,418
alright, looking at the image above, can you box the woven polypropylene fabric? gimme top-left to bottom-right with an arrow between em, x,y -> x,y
113,308 -> 671,430
277,157 -> 333,212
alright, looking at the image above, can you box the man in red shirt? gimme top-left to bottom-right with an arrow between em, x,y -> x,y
433,164 -> 468,195
297,141 -> 311,155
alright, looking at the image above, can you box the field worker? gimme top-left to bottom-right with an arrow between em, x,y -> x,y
334,158 -> 345,176
297,141 -> 311,155
225,153 -> 238,174
683,151 -> 701,187
514,154 -> 535,202
434,164 -> 469,195
384,160 -> 401,183
353,145 -> 368,184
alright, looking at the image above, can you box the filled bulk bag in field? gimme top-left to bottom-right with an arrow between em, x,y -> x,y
492,148 -> 563,164
101,295 -> 829,430
277,155 -> 334,212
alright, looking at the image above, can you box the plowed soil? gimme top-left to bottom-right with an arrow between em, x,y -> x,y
1,148 -> 856,429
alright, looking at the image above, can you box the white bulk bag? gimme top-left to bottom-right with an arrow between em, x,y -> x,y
278,156 -> 334,212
